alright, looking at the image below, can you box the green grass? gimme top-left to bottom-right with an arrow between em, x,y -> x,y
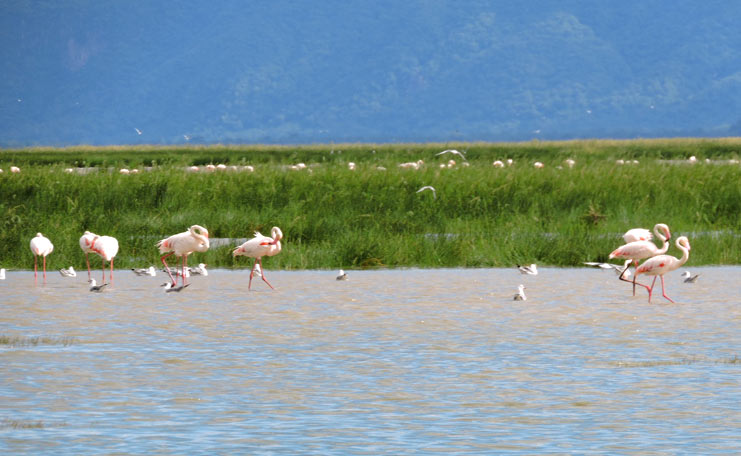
2,139 -> 740,270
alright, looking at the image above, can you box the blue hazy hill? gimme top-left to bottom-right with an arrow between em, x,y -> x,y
2,0 -> 740,146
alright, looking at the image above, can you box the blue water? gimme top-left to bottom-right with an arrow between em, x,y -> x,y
1,267 -> 739,454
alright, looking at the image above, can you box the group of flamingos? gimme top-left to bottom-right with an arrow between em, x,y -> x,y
29,222 -> 689,302
609,223 -> 691,303
29,225 -> 283,291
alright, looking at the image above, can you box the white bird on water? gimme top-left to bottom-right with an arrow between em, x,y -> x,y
59,266 -> 77,277
513,284 -> 527,301
336,269 -> 348,280
132,266 -> 156,276
436,149 -> 467,161
681,271 -> 699,283
0,268 -> 5,280
190,263 -> 208,276
162,282 -> 190,293
88,279 -> 107,292
517,264 -> 538,275
416,186 -> 436,199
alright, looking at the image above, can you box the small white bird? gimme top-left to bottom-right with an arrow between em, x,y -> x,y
59,266 -> 77,277
253,262 -> 262,277
583,261 -> 631,277
132,266 -> 156,277
88,279 -> 107,292
336,269 -> 347,280
513,284 -> 527,301
162,267 -> 191,278
517,264 -> 538,275
134,127 -> 142,135
436,149 -> 467,161
681,271 -> 699,283
0,268 -> 5,280
416,186 -> 436,199
190,263 -> 208,276
162,282 -> 190,292
583,262 -> 614,269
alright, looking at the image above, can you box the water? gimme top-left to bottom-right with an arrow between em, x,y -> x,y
2,267 -> 739,454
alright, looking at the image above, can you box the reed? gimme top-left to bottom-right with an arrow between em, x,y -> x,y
1,139 -> 740,269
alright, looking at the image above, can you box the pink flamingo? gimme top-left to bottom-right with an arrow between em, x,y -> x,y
30,233 -> 54,283
79,231 -> 98,280
622,227 -> 653,243
634,236 -> 691,303
89,235 -> 119,284
233,226 -> 283,290
157,225 -> 210,287
609,223 -> 671,295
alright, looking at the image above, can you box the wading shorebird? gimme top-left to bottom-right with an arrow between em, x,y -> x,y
157,225 -> 210,287
233,227 -> 283,290
609,223 -> 671,296
634,236 -> 691,303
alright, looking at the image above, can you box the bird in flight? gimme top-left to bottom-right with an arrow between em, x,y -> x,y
416,186 -> 436,199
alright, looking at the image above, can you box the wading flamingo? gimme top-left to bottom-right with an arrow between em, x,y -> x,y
233,226 -> 282,290
30,233 -> 54,282
157,225 -> 210,287
634,236 -> 691,303
79,231 -> 98,280
90,235 -> 119,284
609,223 -> 671,295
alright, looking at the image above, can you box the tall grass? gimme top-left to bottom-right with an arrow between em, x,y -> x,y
1,139 -> 740,269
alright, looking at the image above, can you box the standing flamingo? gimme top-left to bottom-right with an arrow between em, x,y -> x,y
90,235 -> 119,284
233,226 -> 282,290
634,236 -> 691,303
609,223 -> 671,295
157,225 -> 209,287
30,233 -> 54,282
79,231 -> 98,280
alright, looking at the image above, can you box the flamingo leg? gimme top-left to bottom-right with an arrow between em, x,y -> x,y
182,254 -> 188,286
110,258 -> 114,284
160,252 -> 177,286
85,253 -> 91,281
259,258 -> 274,290
647,276 -> 658,303
42,255 -> 47,282
248,259 -> 257,290
618,262 -> 650,293
660,275 -> 674,303
102,260 -> 106,284
34,255 -> 38,281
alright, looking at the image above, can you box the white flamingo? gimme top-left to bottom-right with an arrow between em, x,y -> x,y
30,233 -> 54,282
634,237 -> 691,303
79,231 -> 98,280
89,235 -> 119,284
157,225 -> 210,287
609,223 -> 671,295
233,226 -> 282,290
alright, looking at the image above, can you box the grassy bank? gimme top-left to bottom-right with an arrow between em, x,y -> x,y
1,139 -> 740,270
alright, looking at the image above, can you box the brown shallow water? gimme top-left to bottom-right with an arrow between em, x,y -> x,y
1,267 -> 740,454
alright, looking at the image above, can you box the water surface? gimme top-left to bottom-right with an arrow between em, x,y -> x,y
2,267 -> 739,454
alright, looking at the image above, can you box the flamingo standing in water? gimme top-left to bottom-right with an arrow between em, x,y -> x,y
233,226 -> 283,290
30,233 -> 54,282
157,225 -> 210,287
90,235 -> 119,284
634,236 -> 691,303
609,223 -> 671,295
79,231 -> 98,280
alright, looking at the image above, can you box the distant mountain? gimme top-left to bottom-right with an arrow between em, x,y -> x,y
1,0 -> 740,146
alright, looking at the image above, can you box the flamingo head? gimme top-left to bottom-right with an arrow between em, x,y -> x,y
677,236 -> 690,251
656,223 -> 671,241
271,226 -> 283,242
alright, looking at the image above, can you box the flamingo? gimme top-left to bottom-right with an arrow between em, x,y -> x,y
609,223 -> 671,295
622,227 -> 653,243
157,225 -> 209,287
233,226 -> 282,290
30,233 -> 54,282
89,235 -> 119,284
79,231 -> 98,280
634,236 -> 691,303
